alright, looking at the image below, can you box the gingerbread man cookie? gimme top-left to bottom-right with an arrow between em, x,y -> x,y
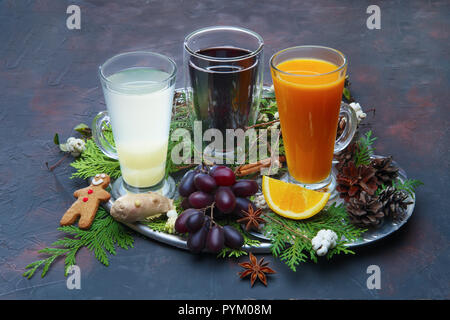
60,173 -> 111,229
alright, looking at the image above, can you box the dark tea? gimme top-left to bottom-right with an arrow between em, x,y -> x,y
188,46 -> 262,134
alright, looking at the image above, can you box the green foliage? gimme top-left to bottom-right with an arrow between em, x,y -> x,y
393,179 -> 423,198
343,76 -> 355,103
53,133 -> 60,145
74,123 -> 92,138
343,87 -> 352,102
23,208 -> 134,279
165,94 -> 197,175
354,131 -> 377,167
377,178 -> 424,198
262,203 -> 366,272
70,132 -> 121,180
141,215 -> 170,232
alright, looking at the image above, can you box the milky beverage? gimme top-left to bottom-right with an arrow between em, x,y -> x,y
103,68 -> 174,188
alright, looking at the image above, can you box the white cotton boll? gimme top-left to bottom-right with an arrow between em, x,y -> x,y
253,193 -> 268,210
316,246 -> 328,256
164,215 -> 177,234
321,239 -> 331,249
327,230 -> 338,241
329,239 -> 337,248
166,209 -> 177,219
322,230 -> 332,238
66,137 -> 85,157
325,230 -> 335,240
311,236 -> 322,250
349,102 -> 367,124
312,229 -> 338,256
349,102 -> 360,111
316,229 -> 328,239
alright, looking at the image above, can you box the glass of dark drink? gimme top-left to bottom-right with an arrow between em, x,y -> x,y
184,26 -> 264,147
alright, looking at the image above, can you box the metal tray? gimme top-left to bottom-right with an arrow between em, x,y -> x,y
93,156 -> 415,253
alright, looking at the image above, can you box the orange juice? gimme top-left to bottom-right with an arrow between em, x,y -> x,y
272,58 -> 345,184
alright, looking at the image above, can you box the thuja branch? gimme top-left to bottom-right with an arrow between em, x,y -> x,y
23,208 -> 134,279
262,213 -> 311,241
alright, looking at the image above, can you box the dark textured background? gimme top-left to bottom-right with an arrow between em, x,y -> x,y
0,0 -> 448,299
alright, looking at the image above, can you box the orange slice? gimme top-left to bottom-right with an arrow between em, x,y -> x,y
262,176 -> 330,220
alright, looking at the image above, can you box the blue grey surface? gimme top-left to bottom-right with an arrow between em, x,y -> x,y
0,0 -> 449,299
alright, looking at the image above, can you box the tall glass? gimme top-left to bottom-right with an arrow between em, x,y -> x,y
270,46 -> 357,191
94,51 -> 177,199
184,26 -> 264,157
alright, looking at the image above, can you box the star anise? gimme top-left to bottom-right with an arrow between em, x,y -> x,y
238,253 -> 276,287
236,204 -> 266,231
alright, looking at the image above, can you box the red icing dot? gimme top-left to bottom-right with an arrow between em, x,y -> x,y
83,197 -> 89,202
88,189 -> 93,194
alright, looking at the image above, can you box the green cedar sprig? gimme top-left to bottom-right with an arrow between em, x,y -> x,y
23,208 -> 134,279
377,179 -> 424,198
354,130 -> 377,167
262,203 -> 366,272
392,179 -> 423,198
70,131 -> 121,180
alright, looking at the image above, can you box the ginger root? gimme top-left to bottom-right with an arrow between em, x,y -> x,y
110,192 -> 174,223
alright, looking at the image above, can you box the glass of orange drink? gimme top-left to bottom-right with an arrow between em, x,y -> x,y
270,46 -> 357,192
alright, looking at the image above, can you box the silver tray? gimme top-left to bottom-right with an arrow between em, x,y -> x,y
93,156 -> 415,253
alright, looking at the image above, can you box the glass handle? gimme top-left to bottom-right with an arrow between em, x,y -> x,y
92,111 -> 119,160
334,102 -> 358,154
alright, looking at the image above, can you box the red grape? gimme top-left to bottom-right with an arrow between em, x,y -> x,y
231,180 -> 259,197
187,226 -> 208,253
210,166 -> 236,186
181,198 -> 191,210
194,173 -> 217,193
175,209 -> 199,234
233,198 -> 257,217
188,191 -> 214,209
186,211 -> 205,233
209,165 -> 227,176
223,225 -> 244,249
178,170 -> 197,197
215,187 -> 236,213
206,225 -> 225,253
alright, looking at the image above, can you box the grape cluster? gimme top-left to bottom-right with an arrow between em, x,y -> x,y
175,165 -> 259,253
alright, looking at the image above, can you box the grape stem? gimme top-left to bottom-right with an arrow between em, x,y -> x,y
209,202 -> 215,228
202,202 -> 217,228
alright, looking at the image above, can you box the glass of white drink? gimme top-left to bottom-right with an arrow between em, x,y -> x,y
94,51 -> 177,199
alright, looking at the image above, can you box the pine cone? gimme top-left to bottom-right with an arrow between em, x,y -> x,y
378,186 -> 412,221
347,191 -> 385,227
334,142 -> 357,172
336,161 -> 379,202
371,156 -> 399,186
